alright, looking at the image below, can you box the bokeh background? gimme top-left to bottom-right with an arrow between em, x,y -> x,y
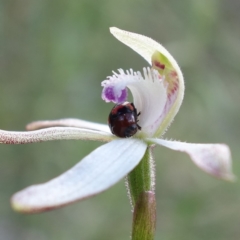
1,0 -> 240,239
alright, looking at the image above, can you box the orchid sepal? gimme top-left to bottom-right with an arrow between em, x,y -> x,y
147,138 -> 235,181
0,127 -> 114,144
11,138 -> 147,213
26,118 -> 110,133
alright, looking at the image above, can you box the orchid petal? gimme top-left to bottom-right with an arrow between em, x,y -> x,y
26,118 -> 110,133
110,27 -> 184,137
148,138 -> 235,181
102,68 -> 167,137
0,127 -> 114,144
110,27 -> 177,66
11,138 -> 147,213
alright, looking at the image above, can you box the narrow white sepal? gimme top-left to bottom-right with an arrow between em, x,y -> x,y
26,118 -> 110,133
148,138 -> 235,181
0,127 -> 114,144
11,138 -> 147,213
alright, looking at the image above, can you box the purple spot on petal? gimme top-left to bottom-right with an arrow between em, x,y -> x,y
102,86 -> 128,104
117,89 -> 128,103
102,86 -> 116,102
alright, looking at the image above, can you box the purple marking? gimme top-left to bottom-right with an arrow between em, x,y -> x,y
102,85 -> 128,104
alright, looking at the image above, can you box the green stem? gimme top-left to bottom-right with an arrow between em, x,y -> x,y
126,145 -> 156,240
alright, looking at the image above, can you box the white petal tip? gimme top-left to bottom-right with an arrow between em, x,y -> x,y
110,27 -> 117,32
11,187 -> 61,214
11,195 -> 39,214
219,173 -> 237,182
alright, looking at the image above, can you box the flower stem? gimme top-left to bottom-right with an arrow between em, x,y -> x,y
126,146 -> 156,240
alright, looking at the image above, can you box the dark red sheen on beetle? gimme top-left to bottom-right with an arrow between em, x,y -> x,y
108,102 -> 141,138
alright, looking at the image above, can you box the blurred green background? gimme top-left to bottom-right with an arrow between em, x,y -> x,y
1,0 -> 240,239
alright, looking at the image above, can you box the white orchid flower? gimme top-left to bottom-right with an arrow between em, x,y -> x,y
0,27 -> 234,215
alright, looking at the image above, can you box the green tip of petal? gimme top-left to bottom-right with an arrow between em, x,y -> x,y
11,196 -> 53,214
11,201 -> 22,212
221,173 -> 237,182
11,199 -> 32,214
